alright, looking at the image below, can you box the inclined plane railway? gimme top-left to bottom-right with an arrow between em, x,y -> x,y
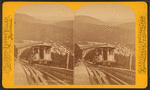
15,42 -> 135,85
19,59 -> 73,85
84,60 -> 135,85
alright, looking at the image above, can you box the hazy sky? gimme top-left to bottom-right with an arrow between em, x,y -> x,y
75,4 -> 135,22
15,4 -> 74,21
15,4 -> 135,22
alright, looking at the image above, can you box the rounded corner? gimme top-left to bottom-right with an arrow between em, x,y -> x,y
142,82 -> 148,89
141,1 -> 148,7
59,4 -> 74,12
74,4 -> 89,13
2,81 -> 9,89
2,1 -> 8,8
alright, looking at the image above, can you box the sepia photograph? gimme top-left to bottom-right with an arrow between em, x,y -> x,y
14,3 -> 136,86
74,4 -> 135,85
14,4 -> 74,85
2,1 -> 148,88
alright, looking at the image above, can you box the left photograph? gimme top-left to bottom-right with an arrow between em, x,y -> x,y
14,4 -> 74,85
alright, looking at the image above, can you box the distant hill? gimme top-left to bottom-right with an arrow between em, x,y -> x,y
75,15 -> 122,26
15,13 -> 60,24
55,20 -> 74,28
117,22 -> 135,30
14,13 -> 135,50
75,15 -> 106,26
14,14 -> 73,42
75,16 -> 135,45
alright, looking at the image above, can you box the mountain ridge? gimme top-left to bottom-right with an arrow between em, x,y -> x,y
15,13 -> 72,25
75,20 -> 135,45
75,15 -> 135,28
14,15 -> 74,42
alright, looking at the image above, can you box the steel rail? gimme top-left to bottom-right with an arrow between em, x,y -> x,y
84,61 -> 130,85
20,60 -> 67,85
99,69 -> 129,85
36,68 -> 68,85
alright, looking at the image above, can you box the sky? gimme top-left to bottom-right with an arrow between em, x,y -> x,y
15,4 -> 74,21
15,4 -> 135,23
75,4 -> 135,22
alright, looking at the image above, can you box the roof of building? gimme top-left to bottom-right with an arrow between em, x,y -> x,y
95,44 -> 115,49
31,42 -> 52,47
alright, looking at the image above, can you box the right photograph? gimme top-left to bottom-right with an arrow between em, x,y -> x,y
74,4 -> 135,85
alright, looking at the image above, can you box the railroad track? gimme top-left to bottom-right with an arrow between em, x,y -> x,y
84,61 -> 131,85
20,59 -> 73,84
84,62 -> 110,85
19,60 -> 69,85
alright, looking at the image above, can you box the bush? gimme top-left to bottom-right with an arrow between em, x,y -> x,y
51,52 -> 73,69
84,50 -> 94,62
19,48 -> 30,60
115,54 -> 135,70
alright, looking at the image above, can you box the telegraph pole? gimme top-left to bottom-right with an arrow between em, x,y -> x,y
66,48 -> 70,69
129,50 -> 133,70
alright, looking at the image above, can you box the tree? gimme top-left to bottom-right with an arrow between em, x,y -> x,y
19,48 -> 30,60
84,50 -> 94,62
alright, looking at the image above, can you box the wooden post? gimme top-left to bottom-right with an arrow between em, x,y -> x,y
129,50 -> 133,70
66,51 -> 70,69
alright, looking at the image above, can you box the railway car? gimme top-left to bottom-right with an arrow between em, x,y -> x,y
92,45 -> 116,66
28,43 -> 52,64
